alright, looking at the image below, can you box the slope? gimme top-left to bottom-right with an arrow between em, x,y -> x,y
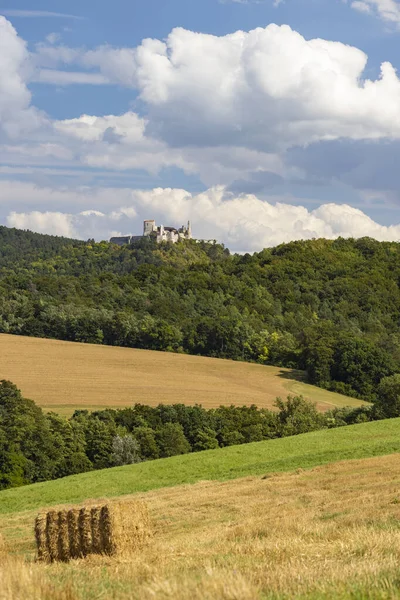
1,417 -> 399,516
0,334 -> 364,415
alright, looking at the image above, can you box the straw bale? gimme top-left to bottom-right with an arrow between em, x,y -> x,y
67,509 -> 81,559
91,507 -> 102,555
34,499 -> 151,562
78,508 -> 92,557
100,500 -> 152,556
34,514 -> 48,563
58,510 -> 70,562
46,511 -> 59,563
100,505 -> 113,555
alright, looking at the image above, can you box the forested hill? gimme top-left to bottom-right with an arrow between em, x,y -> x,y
1,226 -> 400,402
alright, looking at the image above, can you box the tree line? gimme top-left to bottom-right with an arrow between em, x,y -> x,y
2,227 -> 400,401
2,377 -> 400,490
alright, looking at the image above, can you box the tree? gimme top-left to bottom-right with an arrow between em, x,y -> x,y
111,435 -> 141,466
0,380 -> 60,488
132,426 -> 159,460
156,423 -> 191,457
373,374 -> 400,419
331,337 -> 396,400
275,395 -> 325,437
81,416 -> 118,469
46,413 -> 92,477
193,428 -> 219,451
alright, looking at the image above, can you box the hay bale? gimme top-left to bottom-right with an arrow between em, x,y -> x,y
35,500 -> 151,562
91,507 -> 102,554
100,500 -> 152,556
67,509 -> 81,560
46,511 -> 59,563
78,508 -> 92,557
58,511 -> 70,562
34,514 -> 49,563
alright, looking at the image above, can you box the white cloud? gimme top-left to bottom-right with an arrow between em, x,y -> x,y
31,69 -> 110,85
46,33 -> 61,45
5,182 -> 400,252
4,16 -> 400,206
0,16 -> 44,139
31,25 -> 400,154
7,210 -> 77,237
349,0 -> 400,25
351,1 -> 373,14
54,112 -> 148,142
1,10 -> 83,19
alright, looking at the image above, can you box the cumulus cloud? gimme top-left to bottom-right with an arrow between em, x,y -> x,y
5,182 -> 400,252
31,24 -> 400,154
5,16 -> 400,205
7,210 -> 77,237
0,16 -> 44,138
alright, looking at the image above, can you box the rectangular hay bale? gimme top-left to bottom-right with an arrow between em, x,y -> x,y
35,500 -> 151,562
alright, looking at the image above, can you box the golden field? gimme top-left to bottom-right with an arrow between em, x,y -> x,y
2,453 -> 400,599
0,334 -> 365,415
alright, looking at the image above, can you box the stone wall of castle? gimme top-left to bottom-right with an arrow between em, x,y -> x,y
110,220 -> 192,246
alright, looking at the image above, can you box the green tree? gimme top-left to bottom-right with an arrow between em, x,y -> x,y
193,428 -> 219,451
275,395 -> 325,437
156,423 -> 191,457
133,426 -> 160,460
373,374 -> 400,419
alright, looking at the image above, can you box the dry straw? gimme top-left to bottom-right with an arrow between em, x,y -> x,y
0,533 -> 6,559
35,500 -> 151,563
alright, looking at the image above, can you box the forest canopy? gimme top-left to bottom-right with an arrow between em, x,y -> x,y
1,226 -> 400,401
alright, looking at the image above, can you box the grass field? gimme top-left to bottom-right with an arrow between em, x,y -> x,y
1,417 -> 399,515
0,334 -> 365,415
2,426 -> 400,598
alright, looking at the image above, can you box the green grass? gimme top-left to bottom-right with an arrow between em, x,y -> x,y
287,380 -> 365,409
2,418 -> 400,516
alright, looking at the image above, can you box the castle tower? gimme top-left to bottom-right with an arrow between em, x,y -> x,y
187,220 -> 192,239
143,220 -> 156,236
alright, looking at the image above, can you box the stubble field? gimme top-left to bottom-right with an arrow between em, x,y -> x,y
0,334 -> 365,415
2,453 -> 400,599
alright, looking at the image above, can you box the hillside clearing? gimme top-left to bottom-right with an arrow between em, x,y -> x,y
1,417 -> 399,516
0,334 -> 364,416
2,453 -> 400,599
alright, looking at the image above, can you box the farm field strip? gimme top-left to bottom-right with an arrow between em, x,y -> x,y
0,334 -> 365,415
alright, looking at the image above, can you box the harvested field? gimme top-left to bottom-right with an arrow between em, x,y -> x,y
35,501 -> 151,562
0,334 -> 365,415
2,453 -> 400,599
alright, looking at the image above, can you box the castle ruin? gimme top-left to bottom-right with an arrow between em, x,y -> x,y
110,220 -> 192,246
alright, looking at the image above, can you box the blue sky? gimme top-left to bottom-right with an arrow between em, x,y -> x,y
1,0 -> 400,251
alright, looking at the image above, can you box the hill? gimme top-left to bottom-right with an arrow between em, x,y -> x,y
1,417 -> 399,515
0,334 -> 364,415
2,226 -> 400,403
1,424 -> 400,598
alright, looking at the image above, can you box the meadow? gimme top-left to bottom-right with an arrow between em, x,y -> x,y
2,450 -> 400,598
0,334 -> 364,416
1,417 -> 399,515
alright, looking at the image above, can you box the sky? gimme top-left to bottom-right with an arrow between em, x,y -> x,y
2,0 -> 400,251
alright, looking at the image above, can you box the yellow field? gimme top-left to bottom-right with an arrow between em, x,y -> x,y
2,453 -> 400,599
0,334 -> 365,415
